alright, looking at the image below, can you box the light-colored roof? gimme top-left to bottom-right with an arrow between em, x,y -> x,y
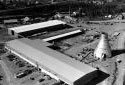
9,20 -> 66,33
4,19 -> 18,23
42,30 -> 82,41
6,38 -> 97,84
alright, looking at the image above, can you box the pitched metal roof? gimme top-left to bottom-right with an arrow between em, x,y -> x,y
9,20 -> 66,33
6,38 -> 97,85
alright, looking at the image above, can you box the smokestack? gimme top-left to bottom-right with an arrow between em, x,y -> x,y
94,32 -> 111,60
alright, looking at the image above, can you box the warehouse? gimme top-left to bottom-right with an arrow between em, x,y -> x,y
5,38 -> 98,85
8,20 -> 66,37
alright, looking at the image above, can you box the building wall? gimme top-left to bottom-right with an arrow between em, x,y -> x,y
8,29 -> 18,38
74,70 -> 97,85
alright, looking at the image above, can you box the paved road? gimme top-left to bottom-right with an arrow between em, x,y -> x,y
114,32 -> 125,85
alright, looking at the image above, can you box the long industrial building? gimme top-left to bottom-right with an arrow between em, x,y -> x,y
8,20 -> 66,37
42,29 -> 82,42
5,38 -> 98,85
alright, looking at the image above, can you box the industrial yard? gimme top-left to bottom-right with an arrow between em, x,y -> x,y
0,18 -> 123,85
1,0 -> 125,85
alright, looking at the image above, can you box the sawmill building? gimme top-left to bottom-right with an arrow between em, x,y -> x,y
5,38 -> 98,85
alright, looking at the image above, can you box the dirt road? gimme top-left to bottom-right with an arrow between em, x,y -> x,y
0,60 -> 20,85
114,31 -> 125,85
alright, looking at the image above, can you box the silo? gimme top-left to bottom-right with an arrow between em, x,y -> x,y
94,32 -> 111,60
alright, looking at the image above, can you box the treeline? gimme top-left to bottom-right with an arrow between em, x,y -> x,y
0,0 -> 51,9
55,1 -> 122,18
84,3 -> 120,18
0,1 -> 123,19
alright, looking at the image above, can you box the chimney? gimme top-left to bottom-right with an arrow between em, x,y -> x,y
94,32 -> 112,60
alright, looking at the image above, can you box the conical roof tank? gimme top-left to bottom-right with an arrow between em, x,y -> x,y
94,32 -> 112,60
